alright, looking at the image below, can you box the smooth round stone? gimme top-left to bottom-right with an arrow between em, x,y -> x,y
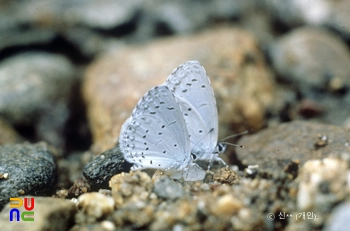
0,142 -> 56,210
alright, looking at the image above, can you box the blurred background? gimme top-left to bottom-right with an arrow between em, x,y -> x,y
0,0 -> 349,160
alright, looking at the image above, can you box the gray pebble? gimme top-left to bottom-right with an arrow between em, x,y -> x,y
83,146 -> 132,190
0,143 -> 56,210
0,52 -> 75,148
270,27 -> 350,95
237,121 -> 350,173
269,27 -> 350,125
153,176 -> 183,200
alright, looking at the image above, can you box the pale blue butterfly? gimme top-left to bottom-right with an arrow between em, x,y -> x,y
119,61 -> 226,173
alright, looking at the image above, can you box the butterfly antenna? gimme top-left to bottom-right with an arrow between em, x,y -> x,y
219,130 -> 249,149
221,130 -> 249,142
220,142 -> 244,149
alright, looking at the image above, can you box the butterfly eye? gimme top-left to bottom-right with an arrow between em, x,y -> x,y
217,143 -> 226,153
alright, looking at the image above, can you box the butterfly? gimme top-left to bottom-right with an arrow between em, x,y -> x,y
119,61 -> 226,172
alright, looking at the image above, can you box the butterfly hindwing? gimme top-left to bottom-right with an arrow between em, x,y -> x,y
119,85 -> 191,170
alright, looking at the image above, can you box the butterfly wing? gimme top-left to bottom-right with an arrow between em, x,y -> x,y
165,61 -> 219,158
119,85 -> 191,170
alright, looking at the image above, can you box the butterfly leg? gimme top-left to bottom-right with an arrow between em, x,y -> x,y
208,155 -> 227,171
183,163 -> 206,181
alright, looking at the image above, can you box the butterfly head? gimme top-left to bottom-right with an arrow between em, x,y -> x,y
215,142 -> 226,154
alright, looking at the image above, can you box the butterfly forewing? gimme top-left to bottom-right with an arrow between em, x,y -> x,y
165,61 -> 219,156
119,85 -> 191,170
